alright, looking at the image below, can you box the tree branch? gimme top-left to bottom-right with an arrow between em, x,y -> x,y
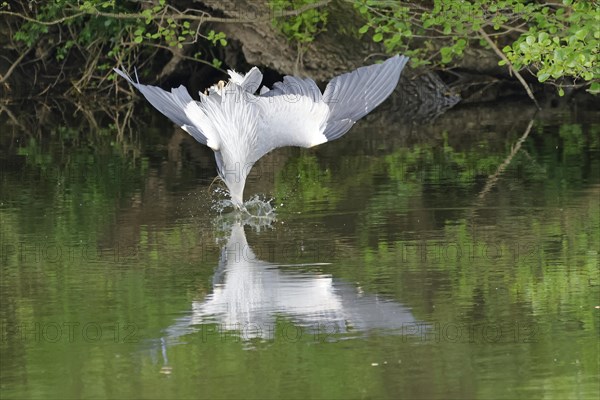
0,43 -> 36,85
0,1 -> 332,26
478,28 -> 541,110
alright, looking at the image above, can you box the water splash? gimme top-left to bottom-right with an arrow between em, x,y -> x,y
210,190 -> 277,231
243,194 -> 276,217
210,186 -> 232,214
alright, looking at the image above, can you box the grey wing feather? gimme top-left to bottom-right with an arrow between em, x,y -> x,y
322,119 -> 355,142
113,68 -> 209,146
260,76 -> 322,102
240,67 -> 263,93
322,55 -> 409,141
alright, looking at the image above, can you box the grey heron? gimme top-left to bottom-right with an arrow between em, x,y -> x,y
114,55 -> 409,209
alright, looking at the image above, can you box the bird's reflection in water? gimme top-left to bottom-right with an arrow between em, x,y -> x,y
163,217 -> 422,345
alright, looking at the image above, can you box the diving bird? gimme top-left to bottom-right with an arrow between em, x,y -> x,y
114,55 -> 409,208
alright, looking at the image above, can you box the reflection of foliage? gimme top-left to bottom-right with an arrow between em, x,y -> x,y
1,112 -> 598,398
275,153 -> 334,210
274,129 -> 557,215
16,138 -> 53,168
4,128 -> 147,240
559,124 -> 585,157
322,126 -> 599,393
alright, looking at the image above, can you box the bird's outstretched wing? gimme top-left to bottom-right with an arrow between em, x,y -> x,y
255,54 -> 409,156
260,75 -> 322,102
322,54 -> 409,141
113,68 -> 218,149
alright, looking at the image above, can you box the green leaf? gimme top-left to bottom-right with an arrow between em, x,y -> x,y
574,29 -> 588,41
538,72 -> 550,82
373,32 -> 383,42
587,82 -> 600,94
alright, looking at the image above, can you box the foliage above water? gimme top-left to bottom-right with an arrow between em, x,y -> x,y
271,0 -> 329,54
271,0 -> 329,43
1,0 -> 598,96
354,0 -> 599,94
2,0 -> 230,94
272,0 -> 599,95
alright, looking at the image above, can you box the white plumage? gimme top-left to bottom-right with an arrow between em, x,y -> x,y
114,55 -> 409,209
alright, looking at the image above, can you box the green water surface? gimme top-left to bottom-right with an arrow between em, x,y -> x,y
0,101 -> 598,399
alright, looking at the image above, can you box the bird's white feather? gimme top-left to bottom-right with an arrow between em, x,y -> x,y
115,55 -> 409,208
254,94 -> 329,159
